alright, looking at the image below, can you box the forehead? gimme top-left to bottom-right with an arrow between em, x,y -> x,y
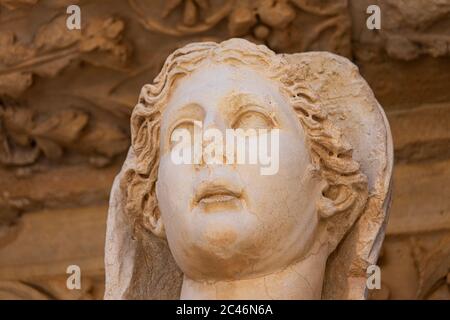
162,63 -> 286,115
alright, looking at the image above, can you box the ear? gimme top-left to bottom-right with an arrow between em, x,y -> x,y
317,183 -> 359,219
142,207 -> 165,238
142,180 -> 165,238
142,183 -> 166,239
283,51 -> 393,299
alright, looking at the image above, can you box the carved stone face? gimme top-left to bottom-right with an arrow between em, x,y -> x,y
156,63 -> 324,281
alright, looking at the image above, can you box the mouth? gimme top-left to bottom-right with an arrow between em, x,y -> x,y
194,182 -> 243,208
196,188 -> 241,204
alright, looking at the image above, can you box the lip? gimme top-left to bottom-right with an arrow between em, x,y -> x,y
194,182 -> 243,205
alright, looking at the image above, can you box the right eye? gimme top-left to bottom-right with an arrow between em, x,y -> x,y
169,120 -> 197,149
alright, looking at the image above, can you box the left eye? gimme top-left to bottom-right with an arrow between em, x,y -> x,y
232,112 -> 273,130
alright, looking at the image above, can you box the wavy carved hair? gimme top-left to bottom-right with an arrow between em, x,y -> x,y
123,38 -> 368,251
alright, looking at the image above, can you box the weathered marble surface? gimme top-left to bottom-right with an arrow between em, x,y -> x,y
104,38 -> 393,300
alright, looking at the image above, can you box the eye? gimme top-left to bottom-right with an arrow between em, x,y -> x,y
169,120 -> 198,149
232,110 -> 274,130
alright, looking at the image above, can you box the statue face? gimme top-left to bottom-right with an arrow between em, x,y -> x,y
156,63 -> 324,280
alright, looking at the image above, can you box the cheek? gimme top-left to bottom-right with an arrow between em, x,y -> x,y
237,131 -> 313,228
235,131 -> 320,258
157,155 -> 194,228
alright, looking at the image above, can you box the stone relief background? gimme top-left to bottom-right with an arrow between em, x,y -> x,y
0,0 -> 448,299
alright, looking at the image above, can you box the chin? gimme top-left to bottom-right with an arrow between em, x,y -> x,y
193,210 -> 258,247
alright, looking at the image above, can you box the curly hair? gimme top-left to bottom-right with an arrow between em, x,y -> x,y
123,38 -> 368,251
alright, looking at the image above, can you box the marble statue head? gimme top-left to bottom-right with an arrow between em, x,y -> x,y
105,39 -> 393,300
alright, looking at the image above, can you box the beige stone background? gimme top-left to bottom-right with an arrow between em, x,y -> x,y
0,0 -> 449,300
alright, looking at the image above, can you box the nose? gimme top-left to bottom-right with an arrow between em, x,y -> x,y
203,111 -> 227,132
196,113 -> 229,168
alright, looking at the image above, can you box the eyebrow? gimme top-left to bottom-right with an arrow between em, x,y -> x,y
226,92 -> 278,125
231,103 -> 278,126
167,103 -> 205,123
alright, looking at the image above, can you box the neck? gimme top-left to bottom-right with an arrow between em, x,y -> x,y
180,246 -> 328,300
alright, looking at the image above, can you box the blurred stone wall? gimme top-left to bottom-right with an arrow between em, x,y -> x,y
0,0 -> 448,299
